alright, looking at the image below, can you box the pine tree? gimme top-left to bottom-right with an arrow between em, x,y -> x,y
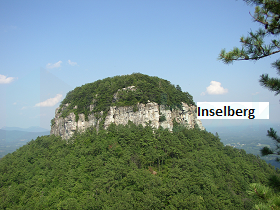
260,128 -> 280,162
247,183 -> 280,209
219,0 -> 280,162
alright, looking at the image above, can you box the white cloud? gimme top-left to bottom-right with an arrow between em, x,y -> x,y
68,60 -> 77,66
252,92 -> 259,95
0,74 -> 15,84
204,81 -> 228,95
35,94 -> 63,107
13,102 -> 17,105
46,61 -> 62,69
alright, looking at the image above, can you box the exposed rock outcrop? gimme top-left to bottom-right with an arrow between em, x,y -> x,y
50,102 -> 204,140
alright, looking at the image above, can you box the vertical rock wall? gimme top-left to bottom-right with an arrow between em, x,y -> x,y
50,102 -> 204,140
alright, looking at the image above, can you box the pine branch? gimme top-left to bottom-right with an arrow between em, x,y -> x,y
249,11 -> 267,26
260,146 -> 274,156
219,49 -> 280,63
272,59 -> 280,75
259,74 -> 280,95
219,0 -> 280,163
267,128 -> 280,143
260,128 -> 280,160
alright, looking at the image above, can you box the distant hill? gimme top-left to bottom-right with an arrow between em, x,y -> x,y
1,126 -> 50,133
0,129 -> 50,158
206,124 -> 280,169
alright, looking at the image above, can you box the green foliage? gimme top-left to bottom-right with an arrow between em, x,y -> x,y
218,0 -> 280,96
58,73 -> 195,122
219,0 -> 280,162
268,174 -> 280,191
133,104 -> 138,112
176,85 -> 182,92
260,128 -> 280,162
1,123 -> 279,209
50,118 -> 55,127
159,115 -> 166,122
247,182 -> 280,209
219,1 -> 280,63
261,146 -> 274,156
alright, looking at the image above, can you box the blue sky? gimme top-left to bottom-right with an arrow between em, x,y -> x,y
0,0 -> 279,130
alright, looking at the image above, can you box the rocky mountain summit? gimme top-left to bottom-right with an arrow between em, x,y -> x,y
50,73 -> 204,140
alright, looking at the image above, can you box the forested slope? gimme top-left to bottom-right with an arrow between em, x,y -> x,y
0,123 -> 279,209
56,73 -> 195,121
2,74 -> 280,209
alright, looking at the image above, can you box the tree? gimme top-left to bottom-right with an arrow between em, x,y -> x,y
247,183 -> 280,209
260,128 -> 280,161
218,0 -> 280,162
176,85 -> 182,92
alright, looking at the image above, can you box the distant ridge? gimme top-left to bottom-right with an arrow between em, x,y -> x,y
0,129 -> 50,158
1,126 -> 50,133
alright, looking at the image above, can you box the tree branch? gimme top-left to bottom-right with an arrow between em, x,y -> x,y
249,11 -> 267,25
221,49 -> 280,62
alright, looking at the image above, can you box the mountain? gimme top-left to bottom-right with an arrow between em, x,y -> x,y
50,73 -> 204,140
1,126 -> 50,132
0,73 -> 279,209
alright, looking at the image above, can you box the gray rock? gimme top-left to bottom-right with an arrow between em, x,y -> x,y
50,102 -> 204,140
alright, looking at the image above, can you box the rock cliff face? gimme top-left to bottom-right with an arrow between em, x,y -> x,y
50,102 -> 204,140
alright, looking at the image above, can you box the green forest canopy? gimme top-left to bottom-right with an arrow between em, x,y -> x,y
6,72 -> 278,209
0,123 -> 280,209
57,73 -> 195,121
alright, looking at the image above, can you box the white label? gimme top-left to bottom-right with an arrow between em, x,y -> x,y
197,102 -> 269,119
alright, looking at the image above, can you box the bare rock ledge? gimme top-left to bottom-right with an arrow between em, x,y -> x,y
50,102 -> 204,140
